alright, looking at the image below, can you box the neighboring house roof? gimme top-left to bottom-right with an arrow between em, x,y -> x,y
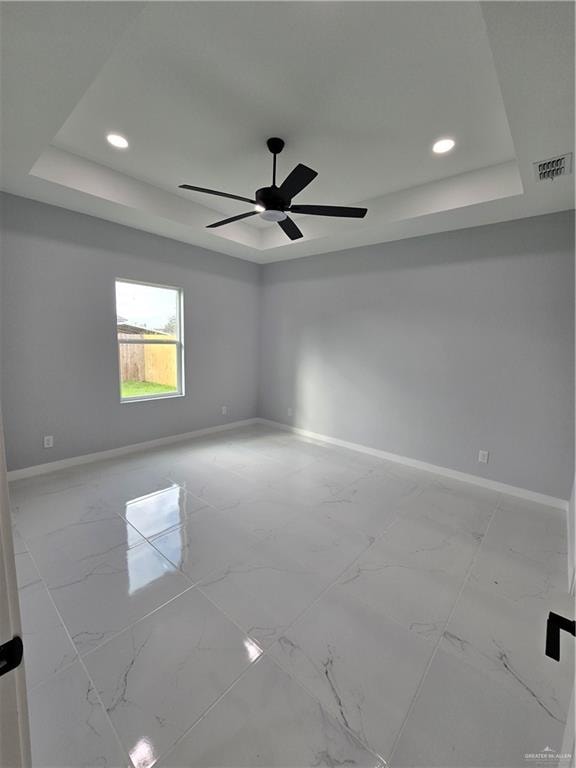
117,322 -> 169,336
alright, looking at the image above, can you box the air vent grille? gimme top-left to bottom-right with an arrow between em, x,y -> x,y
533,153 -> 572,181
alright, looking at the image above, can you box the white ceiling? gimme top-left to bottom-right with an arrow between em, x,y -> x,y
1,2 -> 574,263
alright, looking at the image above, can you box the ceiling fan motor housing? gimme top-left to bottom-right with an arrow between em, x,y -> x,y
255,186 -> 289,212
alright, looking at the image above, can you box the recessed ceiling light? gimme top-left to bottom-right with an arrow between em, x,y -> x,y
433,138 -> 455,154
107,133 -> 129,149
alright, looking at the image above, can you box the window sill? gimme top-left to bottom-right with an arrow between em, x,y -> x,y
121,392 -> 185,404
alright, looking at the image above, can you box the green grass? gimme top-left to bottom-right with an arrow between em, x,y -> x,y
121,380 -> 178,399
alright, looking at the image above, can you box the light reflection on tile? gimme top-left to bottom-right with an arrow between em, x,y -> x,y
123,483 -> 208,540
130,737 -> 156,768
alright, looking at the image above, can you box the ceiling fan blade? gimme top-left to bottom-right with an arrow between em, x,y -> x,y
278,216 -> 303,241
179,184 -> 255,205
290,204 -> 367,218
279,164 -> 318,200
206,211 -> 258,228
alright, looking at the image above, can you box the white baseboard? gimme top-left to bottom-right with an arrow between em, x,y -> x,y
7,419 -> 258,481
8,415 -> 569,514
257,418 -> 569,512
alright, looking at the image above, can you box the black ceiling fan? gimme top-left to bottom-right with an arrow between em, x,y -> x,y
179,138 -> 368,241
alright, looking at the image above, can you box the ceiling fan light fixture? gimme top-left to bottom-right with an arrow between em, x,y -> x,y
254,204 -> 266,212
260,209 -> 287,222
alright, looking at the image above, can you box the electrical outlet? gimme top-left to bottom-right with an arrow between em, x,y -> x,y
221,405 -> 229,416
478,450 -> 489,464
43,435 -> 54,449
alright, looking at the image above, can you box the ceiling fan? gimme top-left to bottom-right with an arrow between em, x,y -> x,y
179,138 -> 368,241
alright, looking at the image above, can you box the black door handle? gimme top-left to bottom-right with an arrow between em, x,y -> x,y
0,635 -> 23,677
546,612 -> 575,662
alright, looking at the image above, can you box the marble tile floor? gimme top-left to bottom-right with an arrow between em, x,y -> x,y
9,423 -> 574,767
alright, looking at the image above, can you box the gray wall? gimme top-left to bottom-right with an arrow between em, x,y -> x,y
0,193 -> 260,470
1,193 -> 573,500
259,212 -> 575,500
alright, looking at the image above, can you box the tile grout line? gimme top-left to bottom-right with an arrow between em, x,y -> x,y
194,509 -> 411,764
386,500 -> 501,766
263,509 -> 408,642
263,621 -> 390,766
26,549 -> 206,768
14,529 -> 135,767
153,552 -> 389,763
256,456 -> 433,641
152,654 -> 266,766
78,647 -> 133,767
93,592 -> 267,768
12,532 -> 80,690
261,488 -> 503,760
151,636 -> 386,768
22,506 -> 149,764
240,496 -> 437,763
157,431 -> 413,611
13,478 -> 216,768
15,478 -> 201,649
188,487 -> 421,763
14,454 -> 272,680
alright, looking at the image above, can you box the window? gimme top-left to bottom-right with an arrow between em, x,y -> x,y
115,279 -> 184,401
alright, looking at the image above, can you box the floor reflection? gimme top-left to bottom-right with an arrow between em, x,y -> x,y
125,485 -> 187,594
125,484 -> 186,539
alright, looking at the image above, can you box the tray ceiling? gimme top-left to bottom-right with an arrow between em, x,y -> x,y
1,2 -> 573,263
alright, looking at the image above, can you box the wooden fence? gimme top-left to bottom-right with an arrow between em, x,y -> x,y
118,343 -> 177,387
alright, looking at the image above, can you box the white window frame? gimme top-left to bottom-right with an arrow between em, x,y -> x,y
115,278 -> 185,403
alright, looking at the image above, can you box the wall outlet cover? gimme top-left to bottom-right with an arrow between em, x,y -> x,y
478,449 -> 489,464
43,435 -> 54,449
